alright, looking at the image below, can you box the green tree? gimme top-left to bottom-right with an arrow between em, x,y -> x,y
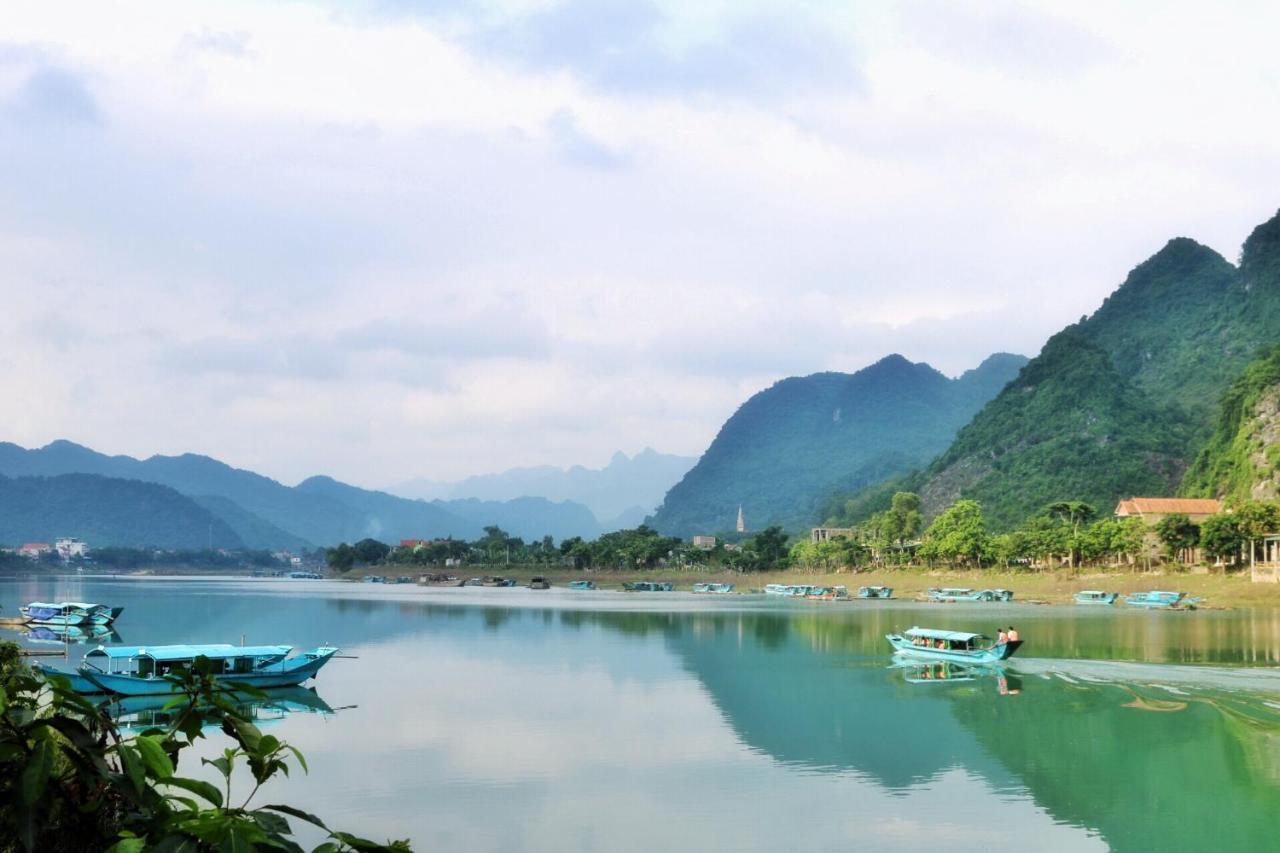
881,492 -> 923,560
352,538 -> 391,565
921,500 -> 990,566
1155,513 -> 1200,563
1200,513 -> 1245,565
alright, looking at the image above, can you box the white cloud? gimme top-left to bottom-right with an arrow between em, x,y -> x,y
1,0 -> 1279,484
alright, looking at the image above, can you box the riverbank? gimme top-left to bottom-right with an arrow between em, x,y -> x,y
342,566 -> 1280,608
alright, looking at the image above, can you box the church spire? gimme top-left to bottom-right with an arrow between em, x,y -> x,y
736,505 -> 745,533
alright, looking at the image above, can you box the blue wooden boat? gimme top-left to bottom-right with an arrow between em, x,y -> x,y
566,580 -> 597,590
21,602 -> 93,627
858,586 -> 893,599
886,626 -> 1022,663
1123,590 -> 1199,609
927,588 -> 996,602
1075,590 -> 1118,605
38,643 -> 340,696
805,586 -> 849,600
990,589 -> 1015,602
692,582 -> 735,594
764,584 -> 815,596
622,581 -> 674,592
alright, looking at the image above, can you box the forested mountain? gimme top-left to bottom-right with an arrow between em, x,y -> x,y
0,441 -> 607,546
387,448 -> 696,526
833,208 -> 1280,530
647,352 -> 1027,537
1183,344 -> 1280,502
0,473 -> 243,549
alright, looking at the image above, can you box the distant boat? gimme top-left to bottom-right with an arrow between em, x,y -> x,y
288,570 -> 323,579
692,582 -> 735,594
418,573 -> 461,586
529,577 -> 551,590
622,581 -> 673,592
765,584 -> 815,597
886,626 -> 1022,663
38,643 -> 340,696
395,576 -> 414,584
1075,590 -> 1119,605
1124,590 -> 1199,609
805,586 -> 849,600
858,586 -> 893,599
567,580 -> 597,590
361,575 -> 386,584
927,588 -> 1010,603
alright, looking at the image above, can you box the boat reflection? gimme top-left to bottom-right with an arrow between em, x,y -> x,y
24,624 -> 122,645
105,685 -> 337,732
892,660 -> 1023,694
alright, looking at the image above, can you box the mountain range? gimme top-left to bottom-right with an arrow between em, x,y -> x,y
387,448 -> 695,528
831,208 -> 1280,530
647,352 -> 1028,537
0,441 -> 610,549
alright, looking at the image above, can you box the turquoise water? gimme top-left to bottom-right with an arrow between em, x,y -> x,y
5,576 -> 1280,852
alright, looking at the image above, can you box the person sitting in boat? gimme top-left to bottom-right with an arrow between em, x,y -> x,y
1007,626 -> 1019,642
996,628 -> 1007,645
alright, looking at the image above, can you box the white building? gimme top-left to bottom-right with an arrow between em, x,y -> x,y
55,537 -> 89,559
692,535 -> 717,550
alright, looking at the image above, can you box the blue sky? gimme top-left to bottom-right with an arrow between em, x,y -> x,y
2,0 -> 1280,486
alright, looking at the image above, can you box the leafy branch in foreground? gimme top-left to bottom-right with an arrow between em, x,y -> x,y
0,642 -> 411,852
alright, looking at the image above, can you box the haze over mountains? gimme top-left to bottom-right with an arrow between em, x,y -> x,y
833,208 -> 1280,530
387,449 -> 695,529
648,353 -> 1028,537
0,441 -> 610,549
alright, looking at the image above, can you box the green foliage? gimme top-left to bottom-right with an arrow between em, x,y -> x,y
1199,513 -> 1245,563
0,642 -> 410,852
1182,344 -> 1280,502
649,353 -> 1025,536
920,500 -> 989,566
1155,513 -> 1200,561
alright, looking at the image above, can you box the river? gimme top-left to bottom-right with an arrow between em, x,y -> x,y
4,575 -> 1279,852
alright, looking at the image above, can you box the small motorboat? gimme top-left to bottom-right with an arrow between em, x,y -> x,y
463,576 -> 516,587
805,586 -> 849,600
38,643 -> 340,696
886,626 -> 1022,663
361,575 -> 386,584
418,573 -> 461,586
622,581 -> 673,592
395,576 -> 414,584
529,577 -> 551,590
1075,590 -> 1119,605
21,602 -> 91,627
692,582 -> 735,594
567,580 -> 597,590
1124,591 -> 1199,609
858,586 -> 893,599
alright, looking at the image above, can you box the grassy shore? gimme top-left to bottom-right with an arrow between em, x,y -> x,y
347,565 -> 1280,608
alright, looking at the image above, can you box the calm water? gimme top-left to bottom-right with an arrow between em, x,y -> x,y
6,576 -> 1280,852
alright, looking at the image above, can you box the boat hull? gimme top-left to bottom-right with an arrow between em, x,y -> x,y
40,649 -> 338,696
886,634 -> 1022,663
1075,594 -> 1118,605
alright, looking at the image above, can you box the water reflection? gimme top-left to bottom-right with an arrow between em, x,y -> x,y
4,578 -> 1280,851
22,624 -> 122,645
108,686 -> 337,732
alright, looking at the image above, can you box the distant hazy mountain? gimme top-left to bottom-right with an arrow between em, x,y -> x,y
0,441 -> 607,547
0,473 -> 243,549
647,353 -> 1027,537
387,448 -> 696,526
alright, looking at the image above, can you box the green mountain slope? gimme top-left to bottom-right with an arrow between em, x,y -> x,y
842,208 -> 1280,530
648,352 -> 1027,536
1182,344 -> 1280,502
0,473 -> 243,549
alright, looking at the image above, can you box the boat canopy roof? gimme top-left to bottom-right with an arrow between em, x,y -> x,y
86,644 -> 292,662
935,588 -> 974,594
26,601 -> 69,610
904,627 -> 987,642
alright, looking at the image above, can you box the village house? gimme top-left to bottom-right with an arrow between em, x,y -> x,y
19,543 -> 53,559
54,537 -> 89,559
1114,497 -> 1223,564
811,527 -> 856,544
692,535 -> 717,550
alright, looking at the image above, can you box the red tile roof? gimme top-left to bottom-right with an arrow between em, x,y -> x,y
1115,498 -> 1223,516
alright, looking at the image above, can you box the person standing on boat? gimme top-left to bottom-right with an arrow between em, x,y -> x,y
1007,626 -> 1019,642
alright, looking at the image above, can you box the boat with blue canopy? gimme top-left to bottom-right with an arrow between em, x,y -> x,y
692,582 -> 735,594
1123,590 -> 1199,609
928,588 -> 1009,603
622,581 -> 673,592
764,584 -> 815,597
858,586 -> 893,599
38,643 -> 340,696
1075,590 -> 1119,605
19,602 -> 119,627
805,586 -> 849,600
566,580 -> 597,590
886,626 -> 1023,663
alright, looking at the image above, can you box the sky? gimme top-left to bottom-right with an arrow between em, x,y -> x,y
3,0 -> 1280,487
